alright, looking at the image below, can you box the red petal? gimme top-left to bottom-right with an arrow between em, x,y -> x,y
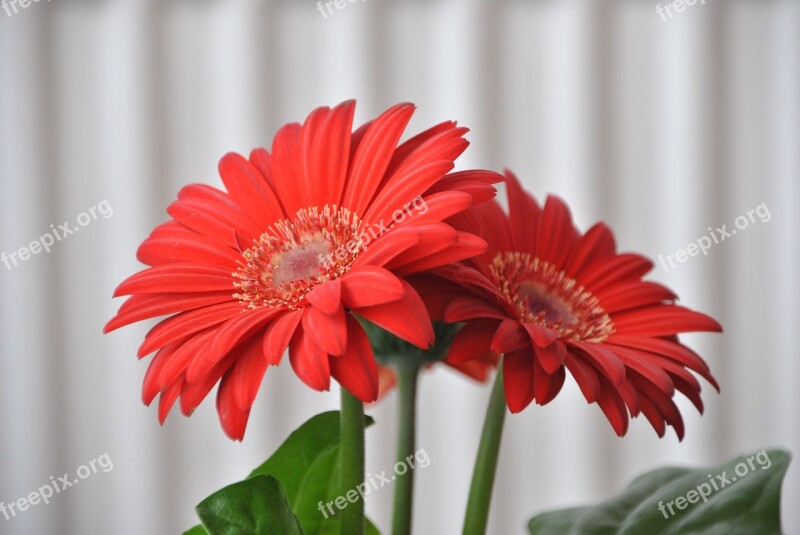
302,304 -> 347,357
606,335 -> 718,390
262,310 -> 303,365
580,254 -> 653,293
341,103 -> 416,214
376,123 -> 468,205
521,322 -> 558,347
536,196 -> 579,270
596,281 -> 677,313
169,184 -> 262,244
503,349 -> 535,413
611,346 -> 676,397
138,301 -> 243,357
444,297 -> 506,323
570,341 -> 627,384
424,170 -> 502,205
364,161 -> 457,224
142,341 -> 183,405
564,351 -> 600,402
341,267 -> 405,308
216,364 -> 251,442
305,278 -> 342,315
393,231 -> 488,276
219,152 -> 285,227
564,222 -> 617,279
114,264 -> 235,296
354,280 -> 434,349
157,377 -> 183,425
446,354 -> 499,382
505,170 -> 542,255
226,335 -> 269,412
270,122 -> 305,216
305,101 -> 355,206
533,358 -> 565,405
384,224 -> 458,270
384,121 -> 459,177
185,308 -> 278,383
352,226 -> 422,268
596,379 -> 629,437
289,328 -> 331,391
447,319 -> 500,363
179,353 -> 235,417
611,306 -> 723,336
406,191 -> 474,225
137,222 -> 241,270
105,292 -> 233,333
474,201 -> 514,257
533,340 -> 567,374
330,316 -> 379,402
156,329 -> 215,391
491,319 -> 530,354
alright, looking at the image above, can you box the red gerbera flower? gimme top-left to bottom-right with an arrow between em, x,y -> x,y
104,101 -> 501,440
433,170 -> 722,439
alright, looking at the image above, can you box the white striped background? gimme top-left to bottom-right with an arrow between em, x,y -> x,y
1,0 -> 798,533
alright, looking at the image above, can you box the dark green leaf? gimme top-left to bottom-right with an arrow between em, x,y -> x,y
181,526 -> 208,535
247,411 -> 373,503
196,475 -> 304,535
192,411 -> 381,535
528,449 -> 791,535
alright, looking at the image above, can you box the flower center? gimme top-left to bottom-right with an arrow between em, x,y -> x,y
489,252 -> 614,342
233,205 -> 363,310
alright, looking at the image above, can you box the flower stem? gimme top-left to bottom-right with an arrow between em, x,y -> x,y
391,359 -> 421,535
340,387 -> 366,535
463,360 -> 507,535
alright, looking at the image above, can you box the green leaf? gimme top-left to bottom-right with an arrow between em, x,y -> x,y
190,411 -> 382,535
293,443 -> 342,534
289,442 -> 383,535
528,449 -> 791,535
247,411 -> 373,503
196,475 -> 304,535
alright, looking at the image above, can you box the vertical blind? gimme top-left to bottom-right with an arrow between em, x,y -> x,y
1,0 -> 797,533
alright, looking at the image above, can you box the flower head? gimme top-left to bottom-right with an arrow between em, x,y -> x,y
105,101 -> 501,440
435,171 -> 721,439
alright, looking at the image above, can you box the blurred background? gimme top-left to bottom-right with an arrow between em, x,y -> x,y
1,0 -> 798,533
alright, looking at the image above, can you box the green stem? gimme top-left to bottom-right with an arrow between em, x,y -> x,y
340,387 -> 366,535
391,359 -> 422,535
463,360 -> 507,535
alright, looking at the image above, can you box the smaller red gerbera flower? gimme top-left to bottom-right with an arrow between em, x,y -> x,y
430,170 -> 722,439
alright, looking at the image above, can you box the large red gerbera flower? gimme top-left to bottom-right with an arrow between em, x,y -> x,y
432,171 -> 721,439
104,101 -> 501,440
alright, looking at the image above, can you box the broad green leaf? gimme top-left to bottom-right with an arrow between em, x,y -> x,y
190,411 -> 382,535
294,443 -> 342,534
291,442 -> 381,534
181,526 -> 208,535
247,411 -> 374,503
196,475 -> 303,535
528,449 -> 791,535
